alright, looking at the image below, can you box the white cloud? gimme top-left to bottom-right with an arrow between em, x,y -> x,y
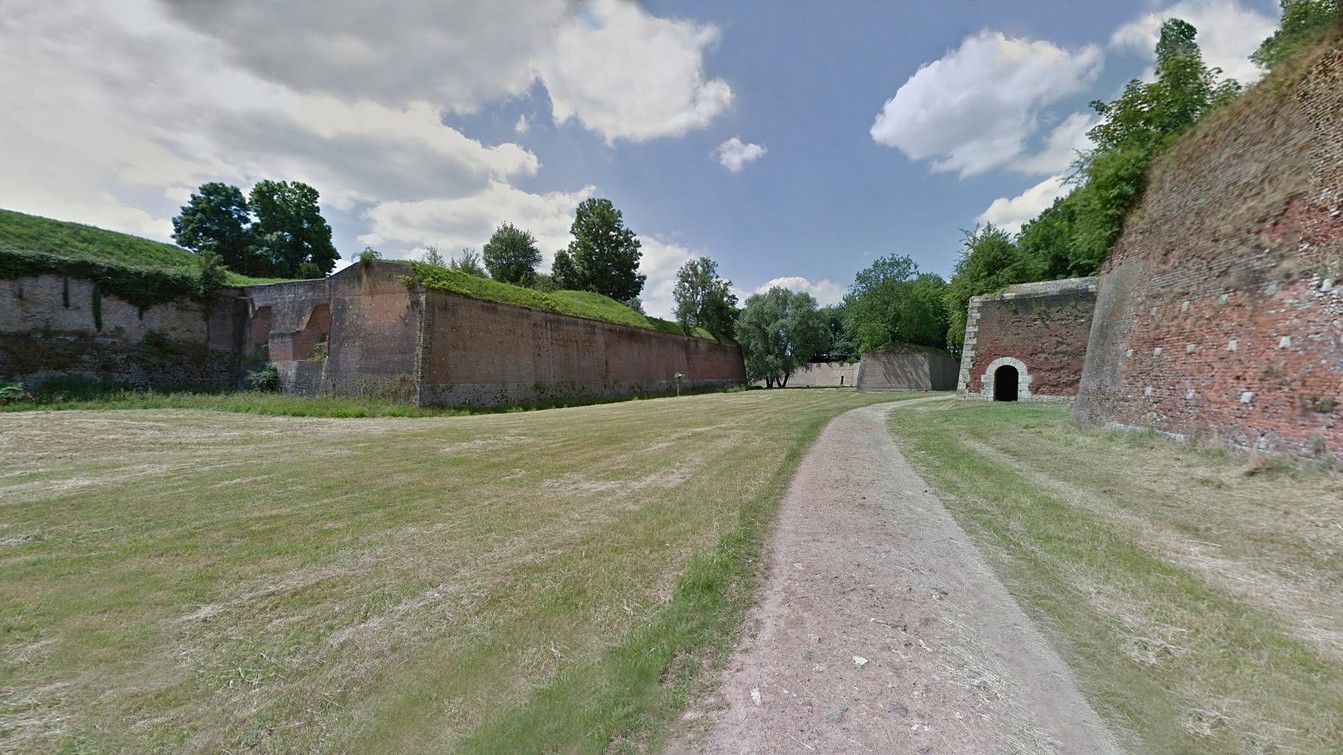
753,277 -> 845,306
0,0 -> 733,266
715,137 -> 768,172
1013,112 -> 1097,175
539,0 -> 732,143
870,31 -> 1103,177
360,181 -> 594,262
977,175 -> 1072,234
635,237 -> 700,319
1110,0 -> 1276,84
515,114 -> 530,135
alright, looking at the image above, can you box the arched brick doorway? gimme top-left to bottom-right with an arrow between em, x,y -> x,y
979,357 -> 1031,401
993,365 -> 1019,401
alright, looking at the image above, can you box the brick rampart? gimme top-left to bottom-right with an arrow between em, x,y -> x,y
244,262 -> 746,406
0,274 -> 245,389
1074,31 -> 1343,458
957,278 -> 1098,401
856,346 -> 958,391
754,362 -> 859,388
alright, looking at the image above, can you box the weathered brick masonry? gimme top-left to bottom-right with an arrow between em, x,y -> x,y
1074,30 -> 1343,458
0,274 -> 245,388
956,278 -> 1098,401
247,261 -> 746,406
856,346 -> 959,391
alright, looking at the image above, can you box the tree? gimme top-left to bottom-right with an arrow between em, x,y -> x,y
1014,193 -> 1081,280
815,303 -> 860,363
482,222 -> 542,285
554,198 -> 645,301
420,244 -> 446,267
842,254 -> 948,352
736,287 -> 825,388
1068,18 -> 1237,273
1252,0 -> 1341,71
943,225 -> 1029,355
248,180 -> 339,278
172,183 -> 254,274
672,256 -> 738,338
448,248 -> 488,277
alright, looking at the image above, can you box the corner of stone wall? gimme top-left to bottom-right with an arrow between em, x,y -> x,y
955,296 -> 984,398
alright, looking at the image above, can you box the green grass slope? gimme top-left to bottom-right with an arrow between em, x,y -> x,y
0,208 -> 271,308
411,262 -> 719,340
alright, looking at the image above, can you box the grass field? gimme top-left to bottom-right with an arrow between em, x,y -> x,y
889,401 -> 1343,753
0,389 -> 906,753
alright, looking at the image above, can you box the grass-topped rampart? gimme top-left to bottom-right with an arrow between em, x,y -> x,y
0,208 -> 272,308
410,262 -> 718,341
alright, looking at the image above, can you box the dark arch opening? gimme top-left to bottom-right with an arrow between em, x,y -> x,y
993,365 -> 1019,402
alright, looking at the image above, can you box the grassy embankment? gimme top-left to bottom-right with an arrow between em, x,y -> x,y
0,208 -> 277,305
409,262 -> 717,340
0,389 -> 907,753
888,400 -> 1343,753
0,208 -> 708,340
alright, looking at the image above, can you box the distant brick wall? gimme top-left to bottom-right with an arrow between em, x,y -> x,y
1075,31 -> 1343,458
957,278 -> 1098,401
245,262 -> 746,406
856,346 -> 959,391
420,285 -> 744,406
756,362 -> 859,388
0,274 -> 245,389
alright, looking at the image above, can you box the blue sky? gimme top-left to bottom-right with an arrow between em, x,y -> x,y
0,0 -> 1281,316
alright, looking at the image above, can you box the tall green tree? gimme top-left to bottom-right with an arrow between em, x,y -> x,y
672,256 -> 738,338
842,254 -> 948,352
1252,0 -> 1342,70
943,225 -> 1029,355
248,180 -> 339,278
1067,18 -> 1237,273
815,303 -> 859,363
171,182 -> 254,274
553,198 -> 645,301
448,248 -> 488,278
736,287 -> 825,388
482,222 -> 541,285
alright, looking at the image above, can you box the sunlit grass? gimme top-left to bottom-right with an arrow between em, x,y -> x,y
888,401 -> 1343,753
0,389 -> 910,752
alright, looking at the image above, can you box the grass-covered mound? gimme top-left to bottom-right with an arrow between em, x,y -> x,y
411,262 -> 718,340
0,208 -> 271,308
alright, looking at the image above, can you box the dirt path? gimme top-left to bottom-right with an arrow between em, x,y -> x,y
672,399 -> 1123,754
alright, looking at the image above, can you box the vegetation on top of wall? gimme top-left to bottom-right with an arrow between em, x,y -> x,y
0,208 -> 274,308
409,262 -> 717,340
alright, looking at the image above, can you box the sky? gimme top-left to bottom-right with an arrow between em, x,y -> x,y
0,0 -> 1283,318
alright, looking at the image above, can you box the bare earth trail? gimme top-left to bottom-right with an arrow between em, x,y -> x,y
674,399 -> 1124,754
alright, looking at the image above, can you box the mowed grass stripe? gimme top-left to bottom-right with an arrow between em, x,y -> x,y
0,389 -> 908,753
887,401 -> 1343,754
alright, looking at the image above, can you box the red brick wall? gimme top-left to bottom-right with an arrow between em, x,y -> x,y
421,286 -> 745,406
960,280 -> 1097,400
1075,31 -> 1343,458
246,262 -> 746,406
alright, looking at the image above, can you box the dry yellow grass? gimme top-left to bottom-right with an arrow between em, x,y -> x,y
0,389 -> 903,753
889,400 -> 1343,753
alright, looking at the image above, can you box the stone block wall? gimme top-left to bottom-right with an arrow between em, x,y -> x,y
0,273 -> 245,389
1074,30 -> 1343,458
956,278 -> 1098,401
855,346 -> 958,391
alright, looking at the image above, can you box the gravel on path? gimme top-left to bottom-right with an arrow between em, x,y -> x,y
673,399 -> 1123,754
